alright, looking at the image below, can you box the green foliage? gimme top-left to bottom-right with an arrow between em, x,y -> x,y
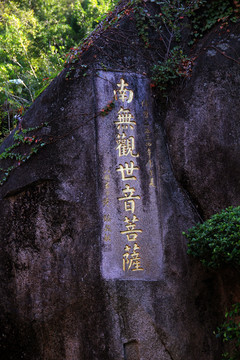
151,47 -> 192,95
147,0 -> 237,94
134,5 -> 152,48
0,0 -> 237,132
0,0 -> 116,140
0,121 -> 48,185
184,206 -> 240,358
183,206 -> 240,270
215,303 -> 240,360
189,0 -> 237,44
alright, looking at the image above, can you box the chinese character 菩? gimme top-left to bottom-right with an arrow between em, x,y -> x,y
120,215 -> 142,242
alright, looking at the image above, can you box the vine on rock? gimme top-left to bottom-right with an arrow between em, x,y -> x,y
0,119 -> 48,185
135,0 -> 239,96
215,303 -> 240,360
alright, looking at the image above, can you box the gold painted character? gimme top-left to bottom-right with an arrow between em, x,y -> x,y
118,184 -> 140,213
130,243 -> 144,271
104,214 -> 111,222
104,233 -> 111,242
116,161 -> 139,181
116,133 -> 139,158
143,110 -> 149,119
121,215 -> 142,242
103,197 -> 109,206
115,78 -> 134,103
123,244 -> 131,271
104,172 -> 110,181
104,224 -> 111,232
123,243 -> 144,271
150,177 -> 155,187
114,108 -> 136,131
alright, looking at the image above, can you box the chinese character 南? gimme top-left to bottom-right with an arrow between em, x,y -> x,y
114,108 -> 136,131
116,133 -> 139,158
115,78 -> 134,103
116,161 -> 139,181
118,184 -> 140,213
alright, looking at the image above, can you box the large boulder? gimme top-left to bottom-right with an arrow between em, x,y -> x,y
0,1 -> 239,359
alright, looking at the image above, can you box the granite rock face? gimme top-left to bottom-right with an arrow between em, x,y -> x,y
0,2 -> 239,359
164,29 -> 240,219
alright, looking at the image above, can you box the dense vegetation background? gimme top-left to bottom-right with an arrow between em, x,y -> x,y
0,0 -> 238,141
0,0 -> 116,140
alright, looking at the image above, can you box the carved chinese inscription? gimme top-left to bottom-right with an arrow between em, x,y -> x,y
102,170 -> 112,251
97,72 -> 162,280
114,79 -> 144,272
143,102 -> 155,188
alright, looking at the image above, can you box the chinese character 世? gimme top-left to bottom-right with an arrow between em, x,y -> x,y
114,78 -> 134,103
116,133 -> 139,158
114,108 -> 136,131
118,184 -> 140,213
116,161 -> 139,181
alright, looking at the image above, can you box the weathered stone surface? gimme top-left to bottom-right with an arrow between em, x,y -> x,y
0,2 -> 239,359
164,26 -> 240,219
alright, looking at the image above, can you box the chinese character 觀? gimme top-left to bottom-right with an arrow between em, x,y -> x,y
116,134 -> 139,158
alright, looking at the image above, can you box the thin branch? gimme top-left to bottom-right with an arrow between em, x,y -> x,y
208,46 -> 240,65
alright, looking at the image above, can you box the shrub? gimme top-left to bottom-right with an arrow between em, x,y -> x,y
183,206 -> 240,270
215,303 -> 240,360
